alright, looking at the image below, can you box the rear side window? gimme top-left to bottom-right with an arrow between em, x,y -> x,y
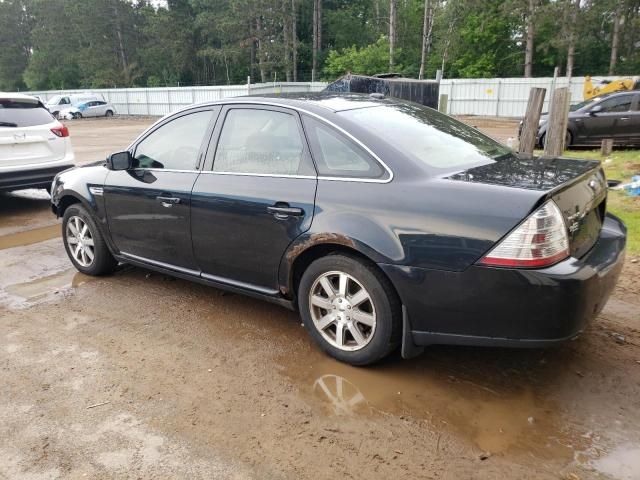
0,100 -> 55,127
302,116 -> 386,179
340,104 -> 510,170
213,108 -> 313,176
133,110 -> 213,170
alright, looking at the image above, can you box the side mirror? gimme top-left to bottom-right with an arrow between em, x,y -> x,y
106,151 -> 132,171
590,105 -> 602,116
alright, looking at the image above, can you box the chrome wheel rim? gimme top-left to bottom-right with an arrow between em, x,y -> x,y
309,270 -> 376,352
66,216 -> 95,267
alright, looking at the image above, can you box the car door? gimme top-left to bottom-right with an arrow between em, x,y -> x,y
626,93 -> 640,145
93,101 -> 108,117
191,105 -> 317,292
84,101 -> 99,117
104,106 -> 219,272
581,94 -> 633,143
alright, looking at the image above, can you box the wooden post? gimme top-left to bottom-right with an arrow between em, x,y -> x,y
601,139 -> 613,156
543,87 -> 570,157
438,94 -> 448,114
518,87 -> 546,157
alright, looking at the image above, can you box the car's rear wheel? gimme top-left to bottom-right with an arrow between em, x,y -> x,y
298,254 -> 401,365
105,110 -> 113,117
62,204 -> 117,276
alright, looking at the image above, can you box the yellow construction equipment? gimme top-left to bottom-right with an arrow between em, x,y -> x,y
583,75 -> 639,100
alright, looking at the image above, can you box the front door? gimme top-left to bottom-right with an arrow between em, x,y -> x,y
191,105 -> 317,292
581,93 -> 634,143
104,107 -> 218,272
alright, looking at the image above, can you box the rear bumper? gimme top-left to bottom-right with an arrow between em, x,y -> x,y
0,159 -> 75,192
380,213 -> 627,347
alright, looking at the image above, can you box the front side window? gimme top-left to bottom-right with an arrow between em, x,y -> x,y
134,110 -> 213,170
213,108 -> 311,176
302,116 -> 386,179
597,95 -> 632,113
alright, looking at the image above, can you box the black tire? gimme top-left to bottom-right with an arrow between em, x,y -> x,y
298,254 -> 401,366
74,112 -> 82,119
62,204 -> 117,276
105,110 -> 114,117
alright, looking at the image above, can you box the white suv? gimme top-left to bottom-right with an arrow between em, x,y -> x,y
0,93 -> 75,192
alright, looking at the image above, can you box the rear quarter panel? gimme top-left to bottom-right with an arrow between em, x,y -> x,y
279,176 -> 544,290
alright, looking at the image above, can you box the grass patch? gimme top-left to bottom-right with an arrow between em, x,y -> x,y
563,149 -> 640,255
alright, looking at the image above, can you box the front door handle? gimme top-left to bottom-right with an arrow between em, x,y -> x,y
267,203 -> 304,219
156,196 -> 181,207
620,117 -> 629,121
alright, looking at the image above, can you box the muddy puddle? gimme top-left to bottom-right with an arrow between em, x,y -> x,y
4,268 -> 94,306
279,350 -> 585,461
0,268 -> 97,309
0,224 -> 60,250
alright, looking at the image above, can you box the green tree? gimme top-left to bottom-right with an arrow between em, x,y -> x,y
323,36 -> 395,78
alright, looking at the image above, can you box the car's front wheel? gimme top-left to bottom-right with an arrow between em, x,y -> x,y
62,204 -> 117,276
298,254 -> 401,365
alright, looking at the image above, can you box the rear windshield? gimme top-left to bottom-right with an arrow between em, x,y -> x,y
0,99 -> 55,127
339,104 -> 511,170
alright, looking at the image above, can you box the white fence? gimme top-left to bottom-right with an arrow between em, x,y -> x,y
439,76 -> 627,118
26,82 -> 328,117
23,76 -> 625,118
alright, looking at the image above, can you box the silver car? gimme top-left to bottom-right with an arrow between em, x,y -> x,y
60,100 -> 116,119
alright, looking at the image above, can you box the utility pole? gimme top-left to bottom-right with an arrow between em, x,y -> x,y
419,0 -> 433,80
524,0 -> 535,78
389,0 -> 397,69
312,0 -> 320,81
609,3 -> 622,75
292,0 -> 298,82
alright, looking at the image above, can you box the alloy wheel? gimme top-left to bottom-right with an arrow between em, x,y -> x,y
66,216 -> 95,267
309,270 -> 376,351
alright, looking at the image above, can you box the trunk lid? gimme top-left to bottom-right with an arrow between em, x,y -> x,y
448,155 -> 607,259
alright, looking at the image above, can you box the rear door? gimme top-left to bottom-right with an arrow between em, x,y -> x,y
191,105 -> 317,292
104,107 -> 219,272
0,98 -> 65,167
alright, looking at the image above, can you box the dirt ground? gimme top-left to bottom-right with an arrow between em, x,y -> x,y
1,116 -> 639,480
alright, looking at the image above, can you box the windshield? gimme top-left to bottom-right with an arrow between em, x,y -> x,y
570,96 -> 605,112
339,104 -> 511,170
47,95 -> 62,105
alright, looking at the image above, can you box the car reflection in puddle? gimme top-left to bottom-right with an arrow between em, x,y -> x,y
279,347 -> 640,472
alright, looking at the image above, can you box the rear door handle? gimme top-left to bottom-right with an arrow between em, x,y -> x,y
620,117 -> 629,121
267,203 -> 304,218
156,196 -> 181,207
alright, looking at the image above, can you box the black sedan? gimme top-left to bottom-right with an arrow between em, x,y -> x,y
51,94 -> 626,365
526,90 -> 640,147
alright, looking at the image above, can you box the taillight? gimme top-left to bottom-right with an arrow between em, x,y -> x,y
478,200 -> 569,268
51,125 -> 69,137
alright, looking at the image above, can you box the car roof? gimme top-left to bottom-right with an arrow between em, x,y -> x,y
0,92 -> 41,103
188,93 -> 402,115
